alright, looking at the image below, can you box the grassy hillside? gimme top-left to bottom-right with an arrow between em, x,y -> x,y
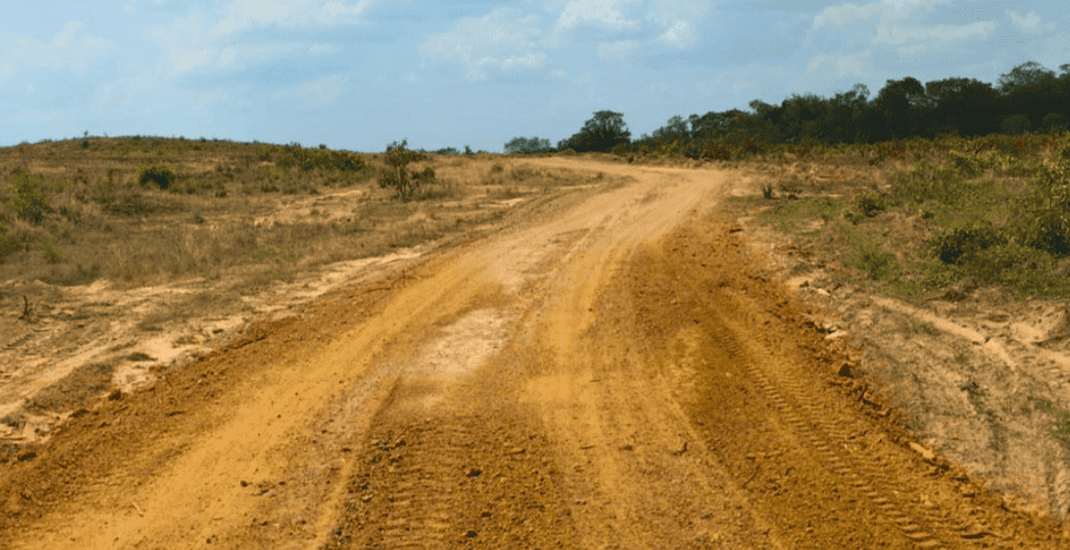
0,137 -> 578,290
724,131 -> 1070,299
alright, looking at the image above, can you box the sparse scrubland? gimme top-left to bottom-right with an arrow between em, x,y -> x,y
0,137 -> 581,290
727,131 -> 1070,299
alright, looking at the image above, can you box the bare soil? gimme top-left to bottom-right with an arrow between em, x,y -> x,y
1,156 -> 1068,548
727,158 -> 1070,522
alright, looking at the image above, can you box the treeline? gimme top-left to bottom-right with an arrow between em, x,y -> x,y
504,60 -> 1070,156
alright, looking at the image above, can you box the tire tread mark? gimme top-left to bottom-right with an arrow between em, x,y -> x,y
710,324 -> 949,549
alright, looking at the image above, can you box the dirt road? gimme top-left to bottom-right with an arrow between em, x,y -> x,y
2,158 -> 1067,548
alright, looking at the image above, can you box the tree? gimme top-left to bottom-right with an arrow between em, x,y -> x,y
1041,113 -> 1069,133
1000,114 -> 1032,135
379,139 -> 429,202
923,77 -> 999,137
874,77 -> 927,141
997,61 -> 1056,95
651,115 -> 690,143
558,110 -> 632,153
504,136 -> 553,154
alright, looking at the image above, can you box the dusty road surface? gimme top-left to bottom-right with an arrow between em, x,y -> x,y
2,158 -> 1068,549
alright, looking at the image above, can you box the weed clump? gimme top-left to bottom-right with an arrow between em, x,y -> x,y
928,225 -> 1005,265
10,173 -> 52,224
137,163 -> 177,190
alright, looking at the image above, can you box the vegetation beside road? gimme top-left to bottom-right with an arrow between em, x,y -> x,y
726,131 -> 1070,300
0,137 -> 584,290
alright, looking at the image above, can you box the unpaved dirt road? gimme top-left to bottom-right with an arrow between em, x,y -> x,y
2,158 -> 1068,549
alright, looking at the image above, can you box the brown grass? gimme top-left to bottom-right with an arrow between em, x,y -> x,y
0,138 -> 595,291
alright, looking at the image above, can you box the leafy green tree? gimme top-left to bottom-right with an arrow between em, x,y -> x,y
504,136 -> 553,154
558,110 -> 632,153
998,61 -> 1056,95
651,115 -> 690,142
379,139 -> 428,202
873,77 -> 927,141
1041,113 -> 1069,133
923,77 -> 993,137
1000,114 -> 1032,135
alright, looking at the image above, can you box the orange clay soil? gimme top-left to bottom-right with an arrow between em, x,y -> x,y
1,157 -> 1067,549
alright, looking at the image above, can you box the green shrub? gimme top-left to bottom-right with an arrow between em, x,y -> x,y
928,224 -> 1005,265
855,192 -> 887,218
137,163 -> 177,190
378,140 -> 427,201
947,151 -> 983,177
1012,162 -> 1070,256
275,143 -> 367,172
40,235 -> 64,264
10,173 -> 52,224
0,221 -> 16,263
853,242 -> 899,281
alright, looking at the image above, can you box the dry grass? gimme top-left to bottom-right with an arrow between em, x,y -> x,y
0,138 -> 593,291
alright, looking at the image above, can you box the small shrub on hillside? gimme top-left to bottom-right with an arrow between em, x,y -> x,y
853,242 -> 899,281
378,139 -> 427,202
137,163 -> 177,190
928,224 -> 1006,265
11,173 -> 52,224
0,221 -> 16,263
40,235 -> 64,263
1012,162 -> 1070,256
415,166 -> 435,181
276,143 -> 367,172
855,192 -> 887,218
948,151 -> 983,177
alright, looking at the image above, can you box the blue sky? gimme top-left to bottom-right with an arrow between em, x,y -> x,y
1,0 -> 1067,152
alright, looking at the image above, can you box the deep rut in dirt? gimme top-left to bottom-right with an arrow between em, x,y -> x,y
2,158 -> 1068,549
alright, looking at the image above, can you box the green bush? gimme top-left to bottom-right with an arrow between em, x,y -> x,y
275,143 -> 367,172
1012,162 -> 1070,256
947,151 -> 983,177
855,192 -> 887,218
0,221 -> 16,263
137,163 -> 177,190
11,173 -> 52,224
378,140 -> 427,202
40,235 -> 64,264
928,224 -> 1005,265
853,242 -> 899,281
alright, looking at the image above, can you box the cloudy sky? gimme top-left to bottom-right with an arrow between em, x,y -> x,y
1,0 -> 1067,152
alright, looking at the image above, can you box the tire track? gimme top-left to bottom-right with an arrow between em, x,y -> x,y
708,320 -> 954,548
359,421 -> 473,549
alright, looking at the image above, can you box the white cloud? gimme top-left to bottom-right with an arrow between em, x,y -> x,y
874,21 -> 995,55
218,0 -> 372,34
294,74 -> 348,105
807,0 -> 994,60
421,8 -> 546,80
309,43 -> 343,56
1008,11 -> 1054,34
546,0 -> 706,52
812,3 -> 883,32
149,1 -> 369,78
0,22 -> 114,81
657,20 -> 696,48
553,0 -> 642,32
650,0 -> 707,48
597,39 -> 639,61
807,50 -> 873,78
273,73 -> 348,107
